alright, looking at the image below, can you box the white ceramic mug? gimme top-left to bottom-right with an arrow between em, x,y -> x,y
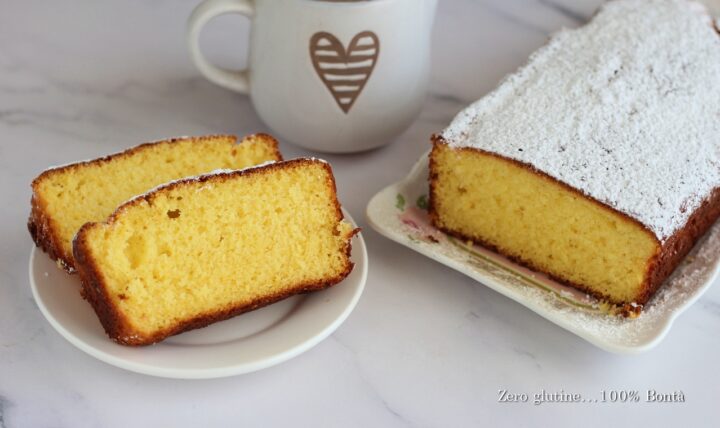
187,0 -> 438,153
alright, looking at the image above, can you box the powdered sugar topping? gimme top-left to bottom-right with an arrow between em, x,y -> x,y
442,0 -> 720,242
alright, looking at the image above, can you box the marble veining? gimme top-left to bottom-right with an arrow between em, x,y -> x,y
330,336 -> 413,427
538,0 -> 590,23
0,395 -> 9,428
1,0 -> 719,427
700,299 -> 720,317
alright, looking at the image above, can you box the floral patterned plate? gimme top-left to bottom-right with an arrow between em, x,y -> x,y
366,151 -> 720,354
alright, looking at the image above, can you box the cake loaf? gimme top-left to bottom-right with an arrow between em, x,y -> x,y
73,159 -> 358,346
29,134 -> 281,272
429,0 -> 720,309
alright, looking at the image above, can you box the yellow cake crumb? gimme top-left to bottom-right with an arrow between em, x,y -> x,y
30,134 -> 281,270
430,143 -> 660,304
74,159 -> 356,345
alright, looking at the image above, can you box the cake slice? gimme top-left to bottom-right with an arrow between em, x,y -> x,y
429,0 -> 720,309
73,159 -> 358,345
29,134 -> 282,272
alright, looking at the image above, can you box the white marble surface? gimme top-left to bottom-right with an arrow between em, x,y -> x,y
1,0 -> 719,426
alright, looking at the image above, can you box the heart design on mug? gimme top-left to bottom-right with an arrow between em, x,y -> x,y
310,31 -> 380,114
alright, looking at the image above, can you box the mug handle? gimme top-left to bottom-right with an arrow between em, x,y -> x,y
187,0 -> 254,93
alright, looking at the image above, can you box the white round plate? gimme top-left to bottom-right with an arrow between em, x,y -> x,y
29,210 -> 367,379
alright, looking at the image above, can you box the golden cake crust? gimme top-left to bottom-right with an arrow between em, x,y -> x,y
73,158 -> 359,346
29,188 -> 69,270
429,136 -> 720,308
28,134 -> 282,273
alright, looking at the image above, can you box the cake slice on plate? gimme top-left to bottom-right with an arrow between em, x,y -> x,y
429,0 -> 720,310
29,134 -> 281,272
73,159 -> 358,345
